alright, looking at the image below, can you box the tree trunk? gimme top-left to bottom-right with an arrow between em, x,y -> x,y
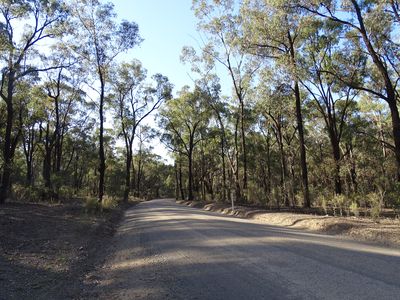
0,99 -> 14,203
201,143 -> 206,201
43,149 -> 52,190
388,99 -> 400,181
266,136 -> 272,197
0,71 -> 16,204
54,96 -> 61,173
174,162 -> 179,200
43,124 -> 53,192
220,134 -> 227,202
136,155 -> 142,198
347,143 -> 358,193
287,29 -> 310,208
215,112 -> 227,202
234,114 -> 242,202
98,76 -> 106,203
26,162 -> 33,186
179,162 -> 185,200
294,81 -> 311,208
74,152 -> 79,191
278,135 -> 288,208
23,126 -> 35,186
240,99 -> 248,203
330,132 -> 342,195
124,150 -> 132,202
188,147 -> 194,201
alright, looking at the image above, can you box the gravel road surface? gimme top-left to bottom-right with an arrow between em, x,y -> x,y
90,198 -> 400,300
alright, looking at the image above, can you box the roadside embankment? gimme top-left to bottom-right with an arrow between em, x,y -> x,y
176,200 -> 400,248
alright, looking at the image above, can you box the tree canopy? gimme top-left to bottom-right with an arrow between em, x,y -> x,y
0,0 -> 400,218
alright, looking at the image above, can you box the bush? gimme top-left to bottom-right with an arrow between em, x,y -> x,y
84,197 -> 101,213
349,201 -> 359,217
295,191 -> 304,208
367,192 -> 382,221
101,195 -> 119,210
12,184 -> 45,202
332,194 -> 347,216
85,195 -> 120,213
320,195 -> 328,215
58,185 -> 75,200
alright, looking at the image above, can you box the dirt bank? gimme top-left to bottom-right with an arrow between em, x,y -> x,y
0,200 -> 136,300
177,200 -> 400,248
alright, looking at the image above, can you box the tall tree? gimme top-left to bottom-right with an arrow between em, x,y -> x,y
242,0 -> 311,207
0,0 -> 67,203
160,87 -> 210,201
69,0 -> 141,202
298,0 -> 400,181
40,64 -> 84,196
180,48 -> 229,202
299,21 -> 358,195
192,0 -> 260,202
110,60 -> 172,202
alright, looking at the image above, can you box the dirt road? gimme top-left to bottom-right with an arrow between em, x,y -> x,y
89,199 -> 400,299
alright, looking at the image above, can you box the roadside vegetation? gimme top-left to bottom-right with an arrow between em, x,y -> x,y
161,0 -> 400,222
0,0 -> 175,206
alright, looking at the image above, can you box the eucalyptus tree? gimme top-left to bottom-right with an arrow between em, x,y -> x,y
192,0 -> 260,203
298,0 -> 400,182
181,47 -> 230,201
40,65 -> 84,195
241,0 -> 311,207
0,0 -> 68,203
20,99 -> 41,186
68,0 -> 141,202
110,60 -> 172,202
254,70 -> 297,208
134,125 -> 157,198
160,87 -> 210,201
18,82 -> 44,187
299,20 -> 358,195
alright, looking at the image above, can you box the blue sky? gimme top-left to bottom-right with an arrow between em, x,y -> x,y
111,1 -> 202,161
113,0 -> 199,94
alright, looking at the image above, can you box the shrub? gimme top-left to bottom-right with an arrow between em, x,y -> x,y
332,194 -> 347,216
101,195 -> 119,210
295,191 -> 304,208
12,184 -> 46,202
318,195 -> 328,215
58,186 -> 75,200
367,192 -> 382,221
84,197 -> 100,213
349,201 -> 359,217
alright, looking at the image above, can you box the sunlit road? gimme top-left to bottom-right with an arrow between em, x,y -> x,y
91,199 -> 400,300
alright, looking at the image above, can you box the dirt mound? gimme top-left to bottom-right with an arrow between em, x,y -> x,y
179,201 -> 400,248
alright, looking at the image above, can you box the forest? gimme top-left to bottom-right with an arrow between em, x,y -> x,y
1,0 -> 400,218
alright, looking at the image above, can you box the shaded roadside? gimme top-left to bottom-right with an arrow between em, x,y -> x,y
0,200 -> 138,300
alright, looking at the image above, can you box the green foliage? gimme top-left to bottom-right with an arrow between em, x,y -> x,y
367,192 -> 382,221
101,195 -> 119,211
332,194 -> 347,217
12,185 -> 41,202
84,194 -> 120,213
349,201 -> 360,217
84,197 -> 101,213
320,195 -> 328,215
